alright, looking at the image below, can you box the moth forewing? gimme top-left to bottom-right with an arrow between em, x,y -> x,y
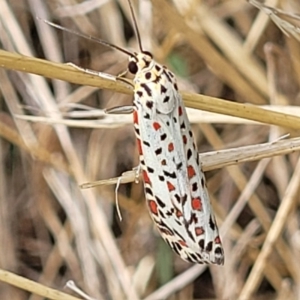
132,55 -> 224,264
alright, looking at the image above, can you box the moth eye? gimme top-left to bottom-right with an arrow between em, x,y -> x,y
128,61 -> 138,74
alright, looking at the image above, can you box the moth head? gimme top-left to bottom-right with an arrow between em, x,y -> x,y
128,51 -> 153,74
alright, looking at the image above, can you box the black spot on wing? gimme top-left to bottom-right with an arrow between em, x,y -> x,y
182,194 -> 187,206
158,220 -> 175,235
199,239 -> 205,249
209,216 -> 216,231
158,175 -> 165,181
192,182 -> 198,192
184,225 -> 196,242
155,65 -> 161,72
141,83 -> 152,96
159,209 -> 165,218
146,101 -> 153,109
195,253 -> 204,262
155,196 -> 166,208
187,148 -> 192,160
175,219 -> 182,226
163,170 -> 177,178
154,76 -> 161,84
215,247 -> 223,255
144,112 -> 150,119
173,229 -> 185,241
147,166 -> 154,173
189,213 -> 198,224
145,187 -> 153,196
163,95 -> 170,103
206,241 -> 213,252
155,148 -> 162,155
137,90 -> 143,98
176,162 -> 183,170
163,69 -> 172,82
161,84 -> 167,94
174,194 -> 181,203
166,210 -> 173,217
189,253 -> 199,262
171,242 -> 182,255
185,255 -> 196,263
143,140 -> 150,147
160,133 -> 167,141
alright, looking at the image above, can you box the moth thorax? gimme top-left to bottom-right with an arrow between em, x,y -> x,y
128,51 -> 154,75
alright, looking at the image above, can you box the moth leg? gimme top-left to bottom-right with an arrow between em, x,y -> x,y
66,62 -> 117,81
115,68 -> 135,87
133,165 -> 141,184
115,165 -> 141,220
116,76 -> 134,87
115,176 -> 123,221
105,105 -> 134,114
117,69 -> 128,78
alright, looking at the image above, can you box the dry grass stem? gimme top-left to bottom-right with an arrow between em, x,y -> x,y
0,269 -> 81,300
81,137 -> 300,187
2,49 -> 300,129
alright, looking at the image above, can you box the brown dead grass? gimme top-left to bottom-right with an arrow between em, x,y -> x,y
0,0 -> 300,299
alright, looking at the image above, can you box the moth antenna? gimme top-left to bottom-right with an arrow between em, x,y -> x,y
37,17 -> 134,57
127,0 -> 144,52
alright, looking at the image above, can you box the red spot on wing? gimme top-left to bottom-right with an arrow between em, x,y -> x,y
195,227 -> 204,236
143,170 -> 151,184
215,236 -> 222,244
176,209 -> 183,218
133,110 -> 138,124
182,135 -> 187,144
178,240 -> 187,247
153,122 -> 161,131
137,139 -> 143,155
178,106 -> 183,116
191,197 -> 202,211
168,143 -> 174,152
187,165 -> 196,178
148,200 -> 158,215
167,181 -> 175,191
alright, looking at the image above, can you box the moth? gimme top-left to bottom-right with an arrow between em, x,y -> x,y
45,0 -> 224,265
